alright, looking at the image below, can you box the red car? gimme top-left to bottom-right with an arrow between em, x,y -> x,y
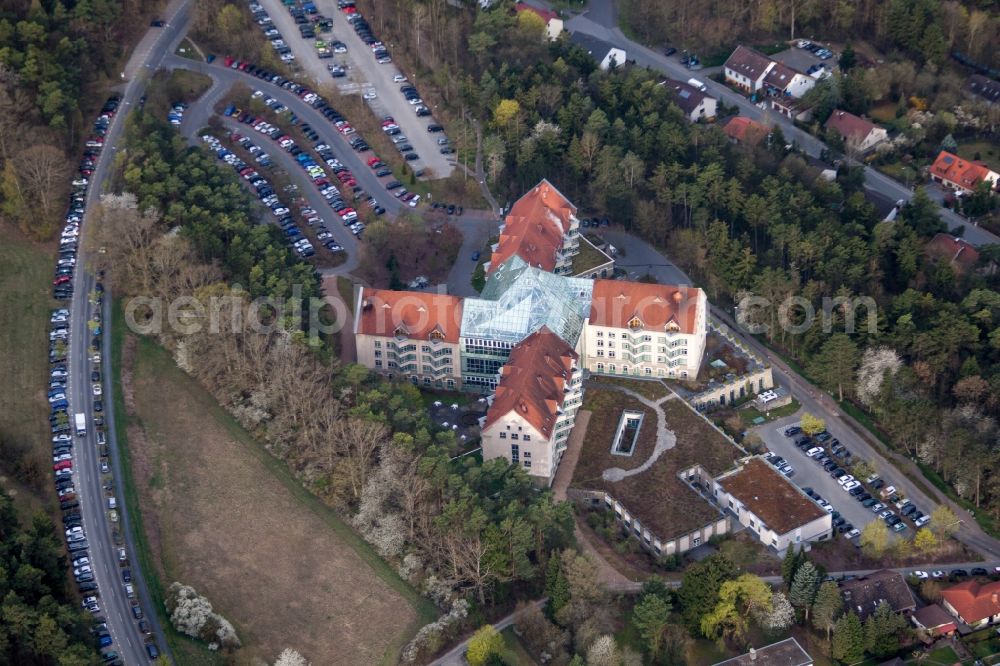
366,157 -> 381,167
53,276 -> 72,286
224,55 -> 234,67
53,460 -> 73,471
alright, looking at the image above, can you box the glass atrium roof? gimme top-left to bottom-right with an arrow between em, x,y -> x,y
462,256 -> 594,345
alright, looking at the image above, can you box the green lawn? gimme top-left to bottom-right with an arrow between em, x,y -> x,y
0,226 -> 56,511
571,236 -> 612,276
911,644 -> 961,664
175,37 -> 203,61
956,140 -> 1000,163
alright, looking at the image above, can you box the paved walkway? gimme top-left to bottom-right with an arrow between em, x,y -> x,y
590,382 -> 678,482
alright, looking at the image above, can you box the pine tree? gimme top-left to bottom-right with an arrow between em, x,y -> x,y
545,553 -> 570,619
811,580 -> 843,640
632,593 -> 671,658
864,601 -> 905,658
832,612 -> 865,663
789,561 -> 821,619
781,545 -> 801,588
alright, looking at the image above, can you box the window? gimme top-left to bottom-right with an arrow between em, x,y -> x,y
644,367 -> 652,376
511,433 -> 519,440
500,432 -> 507,439
421,345 -> 430,353
596,340 -> 604,347
523,460 -> 532,468
523,435 -> 530,442
524,451 -> 531,458
608,351 -> 616,358
374,350 -> 382,358
596,331 -> 603,337
596,350 -> 604,357
375,360 -> 383,368
374,341 -> 382,348
608,341 -> 615,348
608,332 -> 616,338
609,364 -> 616,373
511,444 -> 519,463
597,363 -> 604,371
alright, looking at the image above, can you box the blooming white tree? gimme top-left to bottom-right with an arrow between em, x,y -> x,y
754,591 -> 794,632
274,648 -> 309,666
166,582 -> 241,650
855,347 -> 902,407
586,635 -> 620,666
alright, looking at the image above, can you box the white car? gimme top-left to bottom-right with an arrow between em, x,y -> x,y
362,90 -> 377,100
842,480 -> 860,491
806,446 -> 823,456
912,570 -> 929,579
914,515 -> 931,527
92,383 -> 102,396
53,453 -> 72,462
393,74 -> 407,83
932,570 -> 946,579
837,475 -> 855,486
845,529 -> 860,539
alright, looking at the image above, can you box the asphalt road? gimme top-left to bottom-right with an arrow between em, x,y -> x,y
542,0 -> 1000,247
66,1 -> 194,663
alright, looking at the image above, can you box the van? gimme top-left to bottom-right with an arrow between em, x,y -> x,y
687,78 -> 707,92
107,497 -> 117,510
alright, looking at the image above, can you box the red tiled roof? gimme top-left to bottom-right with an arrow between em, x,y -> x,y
717,458 -> 827,536
724,45 -> 774,82
926,233 -> 981,272
942,580 -> 1000,624
357,288 -> 462,343
488,179 -> 576,273
515,2 -> 558,23
824,110 -> 878,143
723,116 -> 770,145
484,327 -> 578,438
589,281 -> 701,334
930,150 -> 996,191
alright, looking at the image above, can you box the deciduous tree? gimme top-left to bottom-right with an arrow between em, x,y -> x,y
466,625 -> 504,666
860,519 -> 890,558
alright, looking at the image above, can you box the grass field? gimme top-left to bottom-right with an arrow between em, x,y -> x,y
118,326 -> 434,664
0,225 -> 56,512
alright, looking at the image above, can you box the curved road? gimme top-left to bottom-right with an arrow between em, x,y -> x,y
68,1 -> 193,663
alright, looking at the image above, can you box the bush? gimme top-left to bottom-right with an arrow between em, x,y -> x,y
166,582 -> 241,650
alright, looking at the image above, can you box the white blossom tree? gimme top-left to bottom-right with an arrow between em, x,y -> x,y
856,347 -> 902,407
754,591 -> 794,633
274,648 -> 309,666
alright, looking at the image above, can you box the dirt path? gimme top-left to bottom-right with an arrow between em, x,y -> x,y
321,275 -> 357,364
553,411 -> 636,588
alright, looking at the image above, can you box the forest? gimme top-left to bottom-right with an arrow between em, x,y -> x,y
0,0 -> 154,239
0,488 -> 99,664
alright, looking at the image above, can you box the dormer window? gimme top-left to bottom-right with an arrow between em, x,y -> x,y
394,326 -> 409,339
429,328 -> 445,344
665,319 -> 681,333
628,317 -> 643,330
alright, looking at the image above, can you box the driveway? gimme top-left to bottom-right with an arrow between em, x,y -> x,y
257,0 -> 455,178
754,415 -> 879,543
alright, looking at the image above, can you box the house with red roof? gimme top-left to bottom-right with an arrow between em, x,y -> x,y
824,110 -> 888,154
480,327 -> 582,484
911,604 -> 957,638
941,579 -> 1000,628
514,2 -> 563,40
929,150 -> 1000,196
723,117 -> 770,146
926,233 -> 981,274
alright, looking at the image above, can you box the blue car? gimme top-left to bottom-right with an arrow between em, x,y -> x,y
99,635 -> 112,648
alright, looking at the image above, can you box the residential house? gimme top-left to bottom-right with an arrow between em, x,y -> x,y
354,289 -> 463,390
723,45 -> 775,94
840,569 -> 917,621
967,74 -> 1000,105
911,604 -> 957,638
479,327 -> 582,485
569,32 -> 626,70
712,457 -> 832,556
762,61 -> 815,99
711,637 -> 813,666
514,3 -> 563,41
723,116 -> 770,146
770,96 -> 814,122
942,580 -> 1000,628
824,110 -> 889,154
582,280 -> 708,379
925,233 -> 981,274
929,150 -> 1000,195
663,78 -> 717,122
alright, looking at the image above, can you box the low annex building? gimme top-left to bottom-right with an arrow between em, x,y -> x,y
713,457 -> 832,555
941,580 -> 1000,628
723,116 -> 770,146
839,569 -> 917,620
479,327 -> 582,484
929,150 -> 1000,195
911,604 -> 957,638
712,638 -> 813,666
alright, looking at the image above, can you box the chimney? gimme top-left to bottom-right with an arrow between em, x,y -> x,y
673,290 -> 683,303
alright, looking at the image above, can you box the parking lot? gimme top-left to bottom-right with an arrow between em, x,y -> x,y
755,419 -> 882,544
255,0 -> 455,177
771,41 -> 838,78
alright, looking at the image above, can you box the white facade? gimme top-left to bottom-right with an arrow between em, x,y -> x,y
600,47 -> 627,70
580,290 -> 707,380
724,65 -> 768,93
355,333 -> 462,390
545,17 -> 563,41
480,365 -> 583,484
783,72 -> 816,98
